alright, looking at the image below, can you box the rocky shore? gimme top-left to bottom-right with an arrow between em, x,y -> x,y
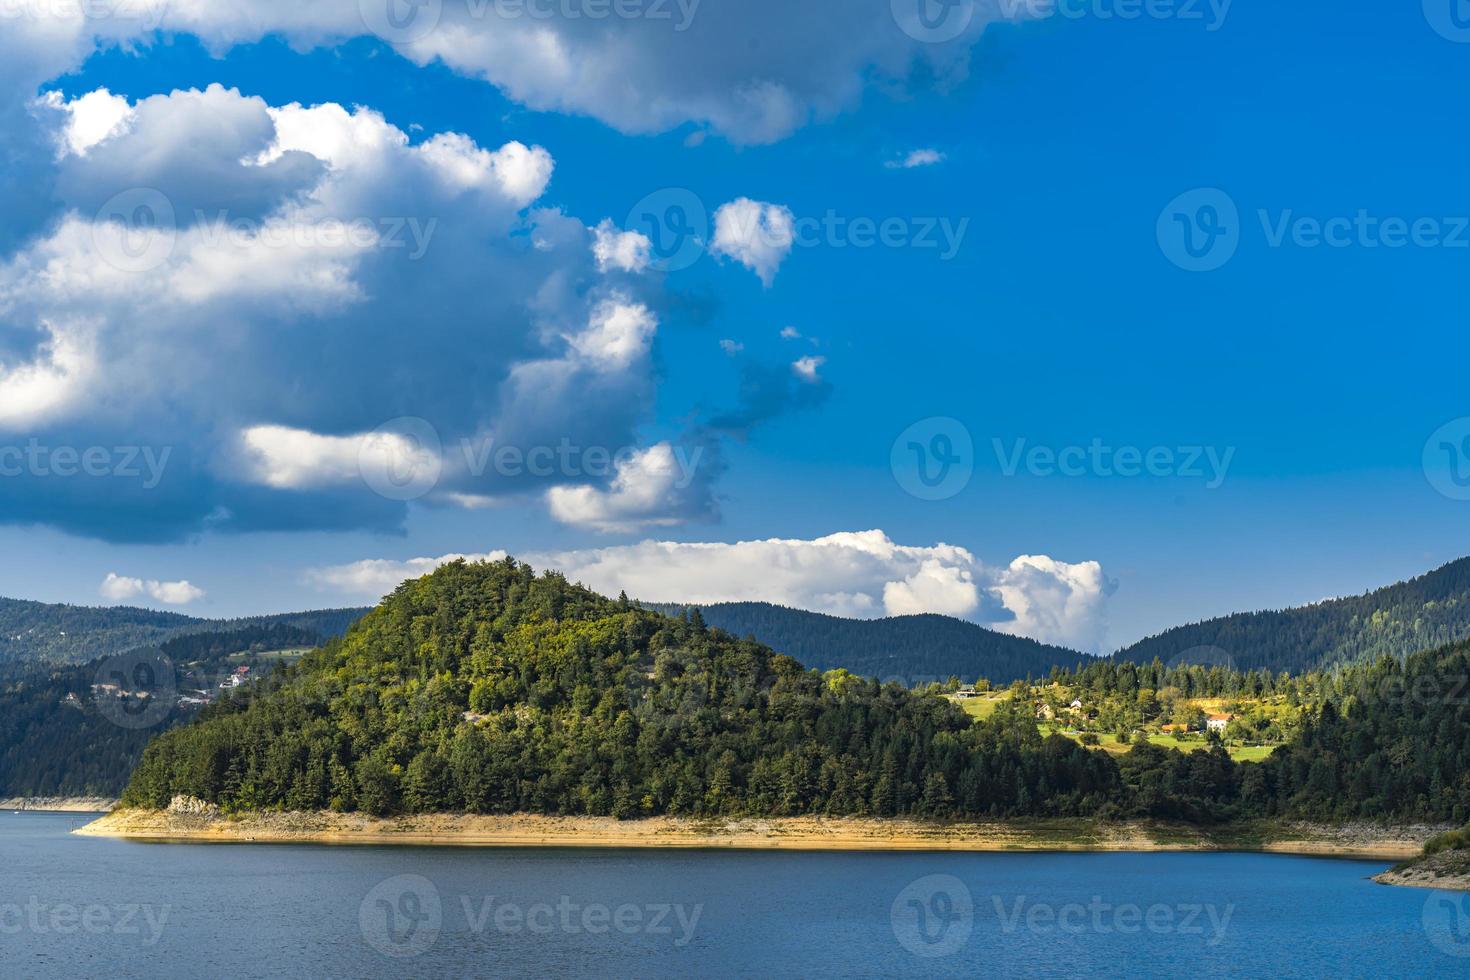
75,801 -> 1441,858
1,796 -> 116,812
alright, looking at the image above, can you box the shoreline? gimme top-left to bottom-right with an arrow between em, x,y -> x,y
2,796 -> 117,813
74,808 -> 1440,860
1372,851 -> 1470,892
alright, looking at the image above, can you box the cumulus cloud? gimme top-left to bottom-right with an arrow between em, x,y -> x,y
308,530 -> 1116,651
0,84 -> 701,539
711,198 -> 795,286
887,148 -> 946,169
100,572 -> 205,605
546,442 -> 715,533
591,219 -> 652,274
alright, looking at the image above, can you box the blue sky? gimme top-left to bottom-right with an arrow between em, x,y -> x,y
0,1 -> 1466,652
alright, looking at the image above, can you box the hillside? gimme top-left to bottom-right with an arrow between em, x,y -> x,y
0,625 -> 323,799
1115,557 -> 1470,674
118,559 -> 1470,824
122,559 -> 1146,819
0,596 -> 368,666
643,601 -> 1090,684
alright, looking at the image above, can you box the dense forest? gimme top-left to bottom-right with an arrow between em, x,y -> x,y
645,601 -> 1089,685
0,625 -> 341,798
0,597 -> 368,666
120,559 -> 1470,825
1115,557 -> 1470,674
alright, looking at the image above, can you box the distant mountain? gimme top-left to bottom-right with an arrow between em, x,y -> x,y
1115,557 -> 1470,674
0,597 -> 369,666
643,601 -> 1090,684
0,625 -> 322,799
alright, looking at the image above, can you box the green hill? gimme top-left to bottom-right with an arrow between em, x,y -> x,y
1114,557 -> 1470,674
643,601 -> 1090,684
118,559 -> 1470,824
122,559 -> 1133,819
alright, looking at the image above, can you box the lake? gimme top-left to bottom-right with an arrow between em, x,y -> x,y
2,812 -> 1465,978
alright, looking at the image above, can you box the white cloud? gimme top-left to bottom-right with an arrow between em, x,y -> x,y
991,555 -> 1116,655
564,297 -> 658,370
591,219 -> 652,274
792,355 -> 826,383
887,148 -> 946,169
42,87 -> 133,157
711,198 -> 795,286
308,530 -> 1115,651
779,326 -> 802,340
234,424 -> 441,491
100,572 -> 205,605
719,339 -> 744,356
546,442 -> 709,533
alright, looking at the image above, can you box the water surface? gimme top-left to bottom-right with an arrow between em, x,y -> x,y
1,812 -> 1462,978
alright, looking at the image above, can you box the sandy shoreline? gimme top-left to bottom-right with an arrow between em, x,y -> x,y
74,808 -> 1440,860
2,796 -> 117,813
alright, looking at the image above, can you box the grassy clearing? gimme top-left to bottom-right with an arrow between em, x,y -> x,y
948,692 -> 1011,721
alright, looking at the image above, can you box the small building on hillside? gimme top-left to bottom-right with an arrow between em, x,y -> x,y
1160,723 -> 1191,734
954,686 -> 978,699
1206,713 -> 1233,733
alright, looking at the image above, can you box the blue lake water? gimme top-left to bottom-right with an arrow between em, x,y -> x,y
3,811 -> 1467,978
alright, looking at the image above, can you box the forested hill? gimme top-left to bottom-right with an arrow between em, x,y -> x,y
121,558 -> 1470,824
642,602 -> 1090,684
1114,557 -> 1470,675
0,597 -> 368,666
